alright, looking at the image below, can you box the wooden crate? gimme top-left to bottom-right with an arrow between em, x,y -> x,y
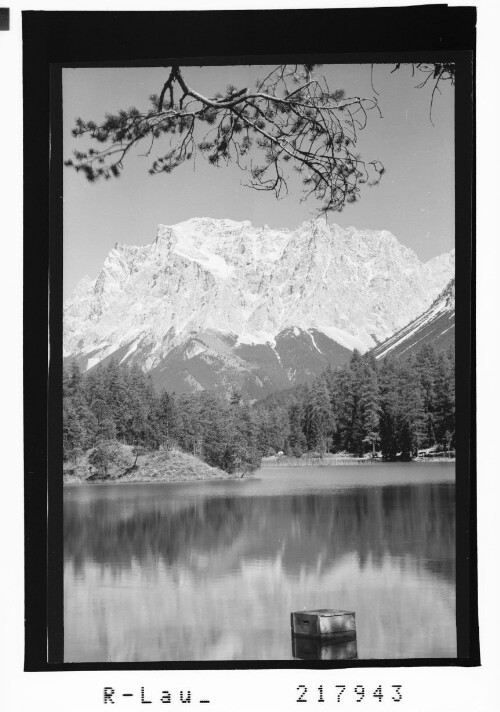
292,635 -> 358,661
291,609 -> 356,639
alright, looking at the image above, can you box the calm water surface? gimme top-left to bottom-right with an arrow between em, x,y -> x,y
64,464 -> 456,662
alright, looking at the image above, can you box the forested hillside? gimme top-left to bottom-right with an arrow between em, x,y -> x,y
63,360 -> 262,476
254,344 -> 455,460
63,342 -> 455,478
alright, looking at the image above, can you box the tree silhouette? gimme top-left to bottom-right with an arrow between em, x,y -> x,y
65,64 -> 385,215
372,62 -> 455,126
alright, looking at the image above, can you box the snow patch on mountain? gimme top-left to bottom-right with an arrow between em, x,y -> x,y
315,325 -> 370,352
238,330 -> 277,347
374,279 -> 455,359
166,222 -> 236,282
307,330 -> 322,354
119,338 -> 141,365
183,341 -> 208,360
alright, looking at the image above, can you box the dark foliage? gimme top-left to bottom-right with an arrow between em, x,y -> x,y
63,342 -> 455,472
63,359 -> 261,474
253,343 -> 455,460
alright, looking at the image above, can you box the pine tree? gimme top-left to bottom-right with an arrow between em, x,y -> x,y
347,350 -> 369,456
90,397 -> 117,441
102,359 -> 131,440
63,398 -> 86,462
156,391 -> 178,448
303,376 -> 334,454
231,403 -> 262,472
67,359 -> 83,395
415,343 -> 438,447
330,366 -> 352,451
379,357 -> 400,459
396,365 -> 426,458
63,361 -> 98,458
126,364 -> 154,446
360,360 -> 381,456
175,393 -> 204,456
434,351 -> 455,449
288,401 -> 307,457
197,391 -> 229,468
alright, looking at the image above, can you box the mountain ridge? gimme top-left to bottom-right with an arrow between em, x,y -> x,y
372,278 -> 455,360
64,217 -> 454,396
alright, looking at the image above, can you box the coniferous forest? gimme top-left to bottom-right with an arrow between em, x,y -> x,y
63,342 -> 455,477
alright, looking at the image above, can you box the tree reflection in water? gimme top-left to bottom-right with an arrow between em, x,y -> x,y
292,634 -> 358,661
64,468 -> 455,662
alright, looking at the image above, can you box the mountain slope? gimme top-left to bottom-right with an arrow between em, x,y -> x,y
64,217 -> 454,396
372,279 -> 455,360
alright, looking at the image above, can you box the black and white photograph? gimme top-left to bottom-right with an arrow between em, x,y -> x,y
17,9 -> 487,706
61,58 -> 458,663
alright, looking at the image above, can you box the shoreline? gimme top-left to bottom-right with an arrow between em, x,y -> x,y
63,458 -> 455,485
262,457 -> 456,467
63,473 -> 245,486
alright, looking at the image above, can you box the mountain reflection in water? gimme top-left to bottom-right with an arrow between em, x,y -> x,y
64,464 -> 456,662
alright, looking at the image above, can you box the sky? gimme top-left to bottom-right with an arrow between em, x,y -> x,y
63,63 -> 454,298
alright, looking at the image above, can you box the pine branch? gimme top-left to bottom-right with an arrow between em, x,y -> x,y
66,64 -> 385,214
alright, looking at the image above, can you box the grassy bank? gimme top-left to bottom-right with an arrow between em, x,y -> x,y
63,443 -> 238,484
262,453 -> 455,467
262,454 -> 378,467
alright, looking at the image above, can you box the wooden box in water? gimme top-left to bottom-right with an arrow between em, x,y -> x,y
291,609 -> 356,639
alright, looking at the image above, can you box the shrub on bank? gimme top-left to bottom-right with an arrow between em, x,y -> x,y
63,440 -> 238,484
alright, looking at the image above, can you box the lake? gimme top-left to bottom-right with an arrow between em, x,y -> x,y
64,463 -> 456,662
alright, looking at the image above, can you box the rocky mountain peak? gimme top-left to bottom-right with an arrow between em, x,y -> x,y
64,218 -> 454,396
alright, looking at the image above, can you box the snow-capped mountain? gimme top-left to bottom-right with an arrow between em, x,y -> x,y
64,217 -> 455,397
372,278 -> 455,360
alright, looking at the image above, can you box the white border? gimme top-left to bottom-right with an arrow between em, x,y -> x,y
2,1 -> 499,710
